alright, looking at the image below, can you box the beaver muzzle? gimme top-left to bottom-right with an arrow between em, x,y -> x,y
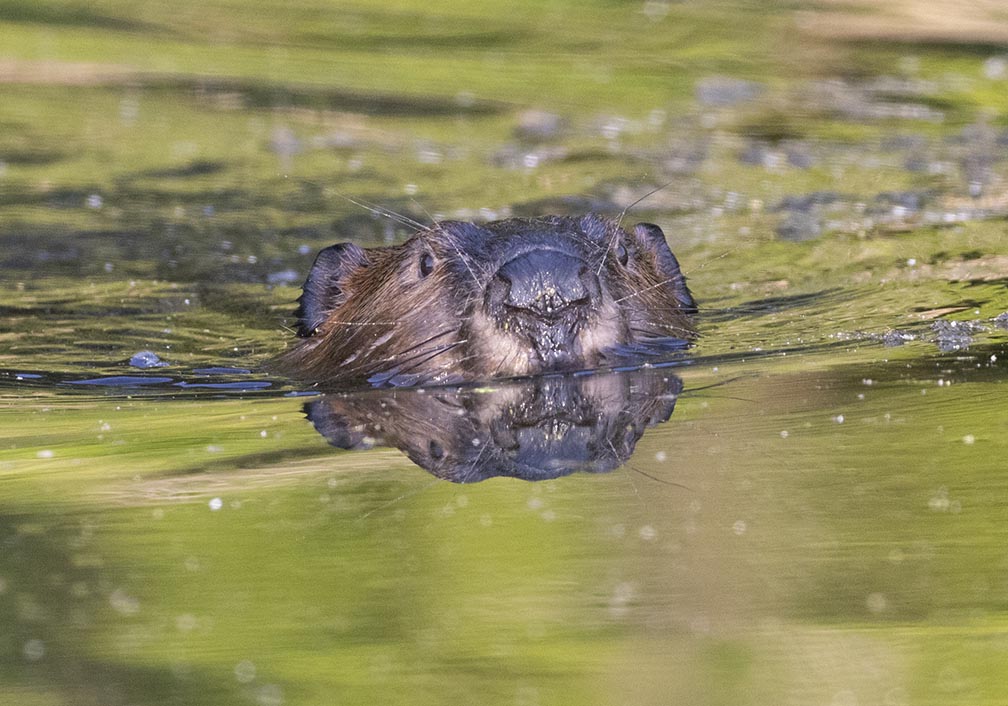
486,249 -> 601,368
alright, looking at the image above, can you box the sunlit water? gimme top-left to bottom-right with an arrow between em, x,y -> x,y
3,1 -> 1008,704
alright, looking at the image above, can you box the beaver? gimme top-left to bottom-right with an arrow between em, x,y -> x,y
281,213 -> 696,387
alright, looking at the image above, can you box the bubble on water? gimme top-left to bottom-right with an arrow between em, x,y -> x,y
638,525 -> 657,541
732,520 -> 747,535
109,588 -> 140,615
983,55 -> 1008,80
642,0 -> 671,21
256,683 -> 284,706
234,660 -> 256,683
209,497 -> 223,511
884,686 -> 909,706
866,592 -> 887,614
780,430 -> 789,439
23,639 -> 45,661
655,450 -> 667,462
527,497 -> 544,511
963,434 -> 975,445
833,414 -> 845,424
176,614 -> 197,632
36,449 -> 54,459
608,581 -> 636,618
831,689 -> 858,706
86,194 -> 103,209
928,488 -> 950,512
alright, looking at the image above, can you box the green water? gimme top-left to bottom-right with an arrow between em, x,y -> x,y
2,1 -> 1008,704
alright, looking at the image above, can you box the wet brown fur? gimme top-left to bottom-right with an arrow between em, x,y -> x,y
280,214 -> 695,387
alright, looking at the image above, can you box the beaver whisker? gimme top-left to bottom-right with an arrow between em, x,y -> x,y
596,226 -> 622,277
371,340 -> 465,383
372,328 -> 459,367
614,181 -> 673,232
629,325 -> 697,340
323,319 -> 400,327
334,193 -> 429,231
614,275 -> 686,304
432,223 -> 483,288
444,430 -> 492,484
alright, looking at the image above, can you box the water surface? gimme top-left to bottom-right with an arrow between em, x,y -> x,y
2,1 -> 1008,704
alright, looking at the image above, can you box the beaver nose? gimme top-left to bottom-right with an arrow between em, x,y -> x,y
494,250 -> 598,319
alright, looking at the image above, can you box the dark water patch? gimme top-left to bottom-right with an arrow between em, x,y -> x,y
841,37 -> 1008,60
772,192 -> 846,212
0,0 -> 162,32
700,289 -> 844,323
156,445 -> 335,478
0,187 -> 96,209
511,195 -> 622,218
0,146 -> 65,165
0,296 -> 191,319
143,76 -> 506,117
68,375 -> 176,386
297,28 -> 527,52
174,380 -> 272,390
138,160 -> 227,179
1,367 -> 281,396
193,367 -> 253,375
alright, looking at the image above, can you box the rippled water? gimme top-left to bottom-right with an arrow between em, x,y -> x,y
3,1 -> 1008,704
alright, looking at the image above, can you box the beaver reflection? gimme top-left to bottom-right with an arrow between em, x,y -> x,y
305,366 -> 683,482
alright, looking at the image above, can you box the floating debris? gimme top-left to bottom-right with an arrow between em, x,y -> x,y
129,350 -> 170,369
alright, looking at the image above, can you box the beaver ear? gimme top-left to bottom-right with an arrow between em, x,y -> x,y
632,223 -> 697,313
295,242 -> 369,337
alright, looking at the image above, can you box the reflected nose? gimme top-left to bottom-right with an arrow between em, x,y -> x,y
493,250 -> 598,319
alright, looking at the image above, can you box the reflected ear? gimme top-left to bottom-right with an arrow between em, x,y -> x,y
632,223 -> 697,314
304,399 -> 372,449
295,242 -> 368,337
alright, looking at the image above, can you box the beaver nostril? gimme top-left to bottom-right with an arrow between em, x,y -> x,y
494,250 -> 596,321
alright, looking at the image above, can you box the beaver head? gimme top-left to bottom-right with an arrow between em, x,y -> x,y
281,214 -> 696,387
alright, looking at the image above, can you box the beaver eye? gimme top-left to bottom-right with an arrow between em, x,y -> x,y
615,242 -> 629,267
419,252 -> 435,277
